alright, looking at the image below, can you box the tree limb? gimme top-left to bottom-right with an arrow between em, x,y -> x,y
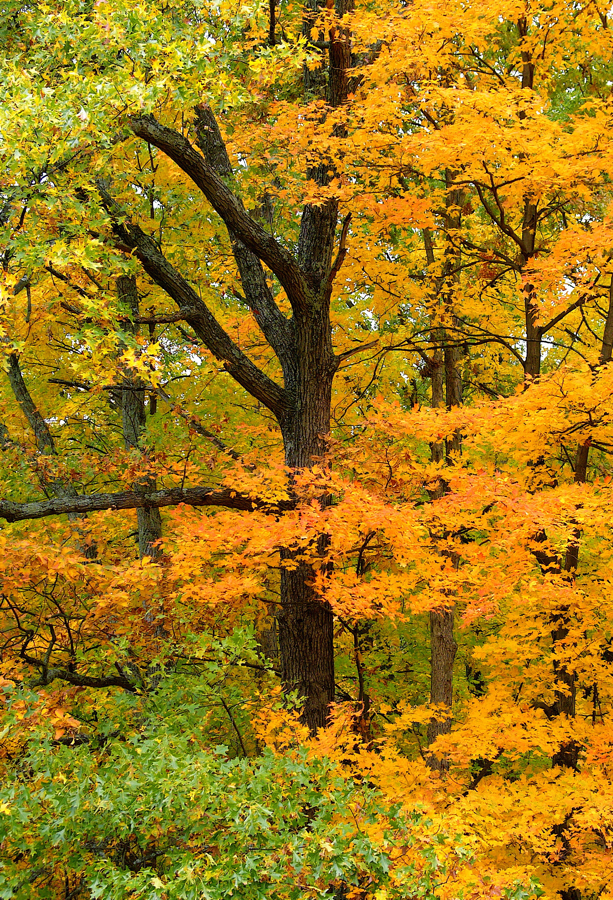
336,338 -> 380,363
30,667 -> 138,692
96,179 -> 290,421
326,212 -> 352,296
0,485 -> 294,523
129,113 -> 311,313
193,105 -> 295,367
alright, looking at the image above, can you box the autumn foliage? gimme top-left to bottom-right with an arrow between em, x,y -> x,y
0,0 -> 613,898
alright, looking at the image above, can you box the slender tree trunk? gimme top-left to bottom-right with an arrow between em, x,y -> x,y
6,353 -> 96,558
518,20 -> 541,380
550,274 -> 613,772
117,275 -> 163,561
425,177 -> 462,768
427,606 -> 457,748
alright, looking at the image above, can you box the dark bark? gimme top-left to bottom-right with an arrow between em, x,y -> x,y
278,553 -> 335,731
7,354 -> 58,458
30,666 -> 137,692
521,199 -> 541,379
117,275 -> 163,560
549,271 -> 613,771
6,353 -> 97,557
268,0 -> 276,46
423,228 -> 445,464
274,0 -> 354,729
443,172 -> 463,461
3,12 -> 355,731
127,116 -> 311,314
329,0 -> 355,109
98,103 -> 345,730
96,186 -> 291,422
424,177 -> 462,770
516,19 -> 541,378
301,0 -> 327,96
427,607 -> 458,752
191,102 -> 339,731
192,106 -> 297,379
96,121 -> 342,730
276,309 -> 338,731
599,277 -> 613,366
0,486 -> 292,523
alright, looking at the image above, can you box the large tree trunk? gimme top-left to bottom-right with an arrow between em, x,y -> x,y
272,0 -> 353,731
278,308 -> 338,732
10,0 -> 355,729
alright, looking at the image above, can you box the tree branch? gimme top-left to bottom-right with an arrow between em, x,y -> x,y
7,354 -> 57,456
0,485 -> 294,523
30,666 -> 138,692
326,212 -> 352,296
336,338 -> 380,363
96,180 -> 290,421
129,113 -> 311,313
193,105 -> 295,367
540,289 -> 596,336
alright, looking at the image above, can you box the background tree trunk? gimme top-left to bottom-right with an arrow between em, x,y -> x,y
117,275 -> 163,561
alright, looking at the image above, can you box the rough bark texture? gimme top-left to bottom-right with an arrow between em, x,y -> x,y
7,354 -> 59,459
549,271 -> 613,773
95,190 -> 291,422
427,607 -> 458,749
0,486 -> 292,523
127,116 -> 310,313
2,8 -> 354,731
192,102 -> 339,732
6,353 -> 96,557
517,20 -> 541,379
443,172 -> 463,461
277,312 -> 338,731
114,105 -> 346,728
521,198 -> 541,379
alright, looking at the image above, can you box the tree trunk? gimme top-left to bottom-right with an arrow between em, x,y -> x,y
278,308 -> 338,732
549,272 -> 613,771
7,0 -> 355,729
427,606 -> 457,751
117,275 -> 163,561
425,175 -> 462,769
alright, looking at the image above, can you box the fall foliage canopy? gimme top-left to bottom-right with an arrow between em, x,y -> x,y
0,0 -> 613,898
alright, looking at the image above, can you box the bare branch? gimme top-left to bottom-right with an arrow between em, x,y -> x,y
129,113 -> 310,313
193,105 -> 295,365
96,180 -> 290,421
336,338 -> 380,363
0,485 -> 294,523
326,212 -> 352,296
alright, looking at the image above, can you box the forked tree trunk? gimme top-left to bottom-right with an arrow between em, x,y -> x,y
0,0 -> 354,732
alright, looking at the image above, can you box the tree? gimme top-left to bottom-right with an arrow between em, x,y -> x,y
0,0 -> 363,731
1,1 -> 613,899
